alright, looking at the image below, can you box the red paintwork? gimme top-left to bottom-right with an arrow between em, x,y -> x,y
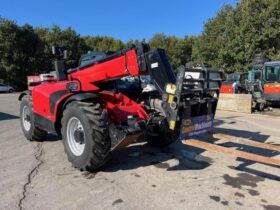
70,49 -> 141,92
32,49 -> 149,125
220,84 -> 234,94
27,76 -> 40,90
32,81 -> 72,121
264,83 -> 280,94
99,92 -> 148,125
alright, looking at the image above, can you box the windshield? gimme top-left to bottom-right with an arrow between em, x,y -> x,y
116,76 -> 140,90
79,52 -> 107,68
265,65 -> 280,82
227,73 -> 240,82
227,73 -> 246,82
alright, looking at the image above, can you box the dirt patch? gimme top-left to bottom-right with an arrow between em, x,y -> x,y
235,192 -> 245,198
247,189 -> 260,196
221,200 -> 229,206
131,173 -> 141,178
223,173 -> 265,189
263,205 -> 280,210
112,199 -> 123,206
235,201 -> 243,206
209,195 -> 220,202
82,172 -> 96,179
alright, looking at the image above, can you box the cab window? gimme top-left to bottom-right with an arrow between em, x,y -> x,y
265,65 -> 280,82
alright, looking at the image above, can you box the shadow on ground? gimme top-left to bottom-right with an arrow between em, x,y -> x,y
32,117 -> 279,180
41,134 -> 61,142
103,141 -> 212,173
0,112 -> 19,121
198,126 -> 280,181
103,121 -> 280,181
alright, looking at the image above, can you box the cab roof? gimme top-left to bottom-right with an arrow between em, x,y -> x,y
265,61 -> 280,66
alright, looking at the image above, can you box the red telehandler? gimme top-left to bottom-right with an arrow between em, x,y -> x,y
19,44 -> 222,171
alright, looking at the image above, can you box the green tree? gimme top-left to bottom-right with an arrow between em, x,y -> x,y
192,4 -> 235,70
44,25 -> 87,68
193,0 -> 280,73
82,36 -> 124,52
0,19 -> 41,89
148,33 -> 194,69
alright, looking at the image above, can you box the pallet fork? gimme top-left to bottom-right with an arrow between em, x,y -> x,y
183,132 -> 280,167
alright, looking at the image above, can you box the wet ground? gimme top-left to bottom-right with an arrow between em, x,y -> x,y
0,93 -> 280,210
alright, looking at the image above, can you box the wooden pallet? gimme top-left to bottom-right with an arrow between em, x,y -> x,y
182,133 -> 280,166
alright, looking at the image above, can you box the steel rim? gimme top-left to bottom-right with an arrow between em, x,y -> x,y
22,105 -> 31,131
67,117 -> 85,156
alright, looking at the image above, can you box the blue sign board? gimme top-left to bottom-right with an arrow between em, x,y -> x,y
179,114 -> 214,140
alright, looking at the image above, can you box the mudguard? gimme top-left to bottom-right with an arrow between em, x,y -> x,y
18,90 -> 31,101
62,92 -> 99,109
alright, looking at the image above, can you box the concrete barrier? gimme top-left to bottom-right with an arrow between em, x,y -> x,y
217,94 -> 252,113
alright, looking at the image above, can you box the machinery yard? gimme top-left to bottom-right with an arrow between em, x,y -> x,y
1,93 -> 280,210
1,0 -> 280,209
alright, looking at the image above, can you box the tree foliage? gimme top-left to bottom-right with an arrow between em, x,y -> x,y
1,0 -> 280,89
0,19 -> 41,89
0,18 -> 193,90
193,0 -> 280,73
148,33 -> 194,69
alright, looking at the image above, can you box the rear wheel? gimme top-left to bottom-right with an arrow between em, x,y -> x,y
256,102 -> 265,111
61,101 -> 110,171
20,95 -> 48,140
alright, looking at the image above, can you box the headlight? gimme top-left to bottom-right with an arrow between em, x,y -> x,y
66,82 -> 79,91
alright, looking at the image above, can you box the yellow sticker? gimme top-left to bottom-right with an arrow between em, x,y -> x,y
169,120 -> 176,130
166,84 -> 176,94
168,95 -> 174,104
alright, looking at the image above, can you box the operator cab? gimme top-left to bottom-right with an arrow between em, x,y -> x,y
78,51 -> 154,99
264,62 -> 280,83
79,51 -> 113,68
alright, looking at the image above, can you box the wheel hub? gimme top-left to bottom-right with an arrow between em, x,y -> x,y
24,115 -> 30,122
74,129 -> 85,144
22,105 -> 31,131
66,117 -> 85,156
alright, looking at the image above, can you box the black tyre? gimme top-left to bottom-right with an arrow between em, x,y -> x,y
9,89 -> 13,93
256,102 -> 265,111
20,95 -> 48,141
61,101 -> 111,171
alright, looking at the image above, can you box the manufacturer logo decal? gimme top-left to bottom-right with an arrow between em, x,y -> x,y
151,62 -> 159,69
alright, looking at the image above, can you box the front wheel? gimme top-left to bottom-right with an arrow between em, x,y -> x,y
61,101 -> 111,171
256,102 -> 265,111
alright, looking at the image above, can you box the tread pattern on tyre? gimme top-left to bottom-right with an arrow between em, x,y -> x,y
21,95 -> 48,141
62,101 -> 111,171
